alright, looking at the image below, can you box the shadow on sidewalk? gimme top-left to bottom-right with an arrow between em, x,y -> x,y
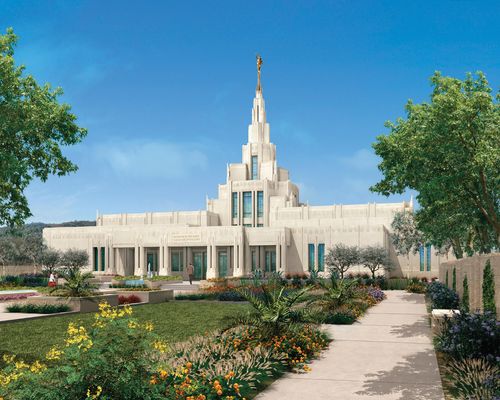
389,316 -> 431,339
356,349 -> 443,400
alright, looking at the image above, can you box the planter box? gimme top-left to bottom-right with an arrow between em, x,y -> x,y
144,279 -> 182,289
431,309 -> 460,335
116,289 -> 173,304
27,294 -> 118,313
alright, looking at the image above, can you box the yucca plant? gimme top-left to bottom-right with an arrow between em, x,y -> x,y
313,275 -> 364,313
227,285 -> 312,337
59,269 -> 96,297
445,358 -> 499,400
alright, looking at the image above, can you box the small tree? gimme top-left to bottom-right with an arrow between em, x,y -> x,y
390,211 -> 425,271
325,244 -> 360,279
39,248 -> 61,275
360,245 -> 392,279
452,267 -> 457,292
482,259 -> 496,317
445,270 -> 449,287
461,275 -> 470,312
60,249 -> 89,274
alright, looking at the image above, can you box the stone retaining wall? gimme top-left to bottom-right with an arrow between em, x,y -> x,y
439,253 -> 500,316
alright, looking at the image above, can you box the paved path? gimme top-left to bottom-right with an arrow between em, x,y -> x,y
256,290 -> 445,400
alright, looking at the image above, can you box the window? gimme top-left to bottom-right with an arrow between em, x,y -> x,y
419,246 -> 425,271
265,250 -> 276,272
257,191 -> 264,217
257,223 -> 263,227
232,192 -> 238,219
243,224 -> 252,227
251,250 -> 257,271
243,192 -> 252,218
318,244 -> 325,272
100,247 -> 106,271
308,244 -> 315,272
426,244 -> 432,271
171,250 -> 184,272
93,247 -> 98,272
251,156 -> 258,179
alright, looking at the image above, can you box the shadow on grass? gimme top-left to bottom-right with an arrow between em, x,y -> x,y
356,349 -> 444,400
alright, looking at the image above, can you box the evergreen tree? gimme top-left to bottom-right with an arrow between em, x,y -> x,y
482,259 -> 496,317
461,274 -> 469,312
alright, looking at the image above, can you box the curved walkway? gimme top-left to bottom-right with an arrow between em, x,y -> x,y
256,290 -> 445,400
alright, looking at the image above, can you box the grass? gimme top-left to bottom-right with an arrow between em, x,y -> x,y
0,301 -> 249,363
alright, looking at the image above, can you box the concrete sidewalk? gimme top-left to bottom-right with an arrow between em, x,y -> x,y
256,290 -> 445,400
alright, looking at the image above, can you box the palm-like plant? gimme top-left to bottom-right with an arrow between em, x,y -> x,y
313,276 -> 363,313
228,285 -> 312,337
59,269 -> 96,297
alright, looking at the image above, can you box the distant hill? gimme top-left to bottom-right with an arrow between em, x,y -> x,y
0,221 -> 95,236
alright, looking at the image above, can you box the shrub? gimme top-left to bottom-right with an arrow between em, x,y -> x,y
383,278 -> 410,290
482,259 -> 496,317
452,267 -> 457,292
113,275 -> 141,281
118,294 -> 142,305
0,274 -> 48,287
444,358 -> 500,400
217,291 -> 246,301
461,275 -> 470,312
322,311 -> 357,325
175,293 -> 216,300
6,303 -> 70,313
436,311 -> 499,363
110,283 -> 148,289
147,275 -> 182,281
427,281 -> 459,309
406,282 -> 427,294
367,287 -> 386,302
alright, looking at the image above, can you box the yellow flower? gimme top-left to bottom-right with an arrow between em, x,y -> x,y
46,346 -> 64,361
144,321 -> 154,332
152,340 -> 168,353
2,354 -> 15,364
86,385 -> 102,399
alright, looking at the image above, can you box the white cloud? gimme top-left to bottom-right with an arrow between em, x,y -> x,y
95,140 -> 208,180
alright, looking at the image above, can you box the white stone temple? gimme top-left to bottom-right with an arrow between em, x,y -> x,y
43,57 -> 445,279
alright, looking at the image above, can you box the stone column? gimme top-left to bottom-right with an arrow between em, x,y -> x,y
139,246 -> 145,276
109,247 -> 115,274
164,246 -> 170,275
238,243 -> 244,275
97,246 -> 102,272
134,245 -> 139,275
211,244 -> 217,278
282,243 -> 287,273
104,246 -> 109,273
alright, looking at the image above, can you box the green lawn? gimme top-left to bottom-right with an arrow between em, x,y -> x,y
0,301 -> 249,362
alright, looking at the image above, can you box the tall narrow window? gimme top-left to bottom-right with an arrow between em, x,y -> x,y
251,156 -> 258,180
243,192 -> 252,218
93,247 -> 98,272
171,250 -> 183,272
257,191 -> 264,217
308,244 -> 315,272
232,192 -> 238,218
251,250 -> 257,271
426,244 -> 432,271
100,247 -> 106,271
318,244 -> 325,272
419,246 -> 424,271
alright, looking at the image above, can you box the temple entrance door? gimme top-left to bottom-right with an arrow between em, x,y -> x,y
193,251 -> 207,280
218,251 -> 228,278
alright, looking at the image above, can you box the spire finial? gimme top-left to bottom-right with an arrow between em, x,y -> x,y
256,54 -> 263,92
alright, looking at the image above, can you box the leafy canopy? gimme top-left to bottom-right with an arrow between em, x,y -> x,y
325,243 -> 360,279
0,28 -> 87,226
371,72 -> 500,255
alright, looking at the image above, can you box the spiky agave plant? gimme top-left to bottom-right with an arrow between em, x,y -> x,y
445,358 -> 499,400
227,285 -> 312,337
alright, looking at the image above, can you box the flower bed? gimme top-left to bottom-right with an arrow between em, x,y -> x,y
116,290 -> 173,304
0,292 -> 37,302
0,302 -> 329,399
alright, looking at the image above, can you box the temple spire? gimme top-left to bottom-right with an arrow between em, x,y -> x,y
256,54 -> 263,92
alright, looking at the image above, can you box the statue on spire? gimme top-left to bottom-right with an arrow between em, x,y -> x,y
256,54 -> 263,92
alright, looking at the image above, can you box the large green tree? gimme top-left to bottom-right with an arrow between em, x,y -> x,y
371,72 -> 500,255
0,28 -> 87,226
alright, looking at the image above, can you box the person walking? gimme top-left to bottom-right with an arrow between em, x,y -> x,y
187,263 -> 194,285
48,272 -> 56,288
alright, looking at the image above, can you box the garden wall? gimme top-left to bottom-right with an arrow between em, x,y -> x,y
439,253 -> 500,316
0,265 -> 39,276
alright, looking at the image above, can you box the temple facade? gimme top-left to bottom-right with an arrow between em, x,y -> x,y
43,59 -> 446,279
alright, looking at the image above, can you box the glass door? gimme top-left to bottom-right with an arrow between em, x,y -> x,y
265,250 -> 276,273
218,251 -> 228,278
193,251 -> 207,280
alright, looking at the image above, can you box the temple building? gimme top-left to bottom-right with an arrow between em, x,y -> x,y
43,57 -> 445,279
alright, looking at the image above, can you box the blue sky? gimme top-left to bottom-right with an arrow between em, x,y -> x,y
1,0 -> 499,223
